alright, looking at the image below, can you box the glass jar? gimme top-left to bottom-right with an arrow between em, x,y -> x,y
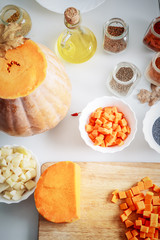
56,7 -> 97,63
0,5 -> 32,36
103,18 -> 129,54
107,62 -> 141,97
143,17 -> 160,52
145,52 -> 160,86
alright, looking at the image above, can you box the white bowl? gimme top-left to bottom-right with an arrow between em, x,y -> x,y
143,102 -> 160,154
79,96 -> 137,153
0,145 -> 40,204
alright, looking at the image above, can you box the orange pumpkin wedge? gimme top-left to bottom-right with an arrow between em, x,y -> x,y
34,161 -> 81,223
0,39 -> 47,99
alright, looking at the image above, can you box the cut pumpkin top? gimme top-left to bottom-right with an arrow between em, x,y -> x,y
0,39 -> 47,99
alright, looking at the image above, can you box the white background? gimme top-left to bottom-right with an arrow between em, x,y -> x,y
0,0 -> 159,239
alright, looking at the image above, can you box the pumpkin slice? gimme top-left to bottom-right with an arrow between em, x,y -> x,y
34,161 -> 81,223
0,39 -> 47,99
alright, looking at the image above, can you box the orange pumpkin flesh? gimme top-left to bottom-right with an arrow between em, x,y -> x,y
0,40 -> 47,99
34,161 -> 81,223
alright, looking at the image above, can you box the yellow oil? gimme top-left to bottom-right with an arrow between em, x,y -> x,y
57,27 -> 97,63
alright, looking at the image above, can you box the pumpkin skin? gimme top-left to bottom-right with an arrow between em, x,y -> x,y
0,41 -> 71,136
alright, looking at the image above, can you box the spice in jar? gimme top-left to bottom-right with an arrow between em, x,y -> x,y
145,52 -> 160,86
107,62 -> 141,97
143,17 -> 160,52
0,5 -> 32,36
6,11 -> 20,23
152,117 -> 160,146
103,18 -> 129,54
109,67 -> 133,96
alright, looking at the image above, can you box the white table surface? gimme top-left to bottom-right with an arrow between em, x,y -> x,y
0,0 -> 159,239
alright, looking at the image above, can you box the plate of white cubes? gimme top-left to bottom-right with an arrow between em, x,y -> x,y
0,145 -> 40,204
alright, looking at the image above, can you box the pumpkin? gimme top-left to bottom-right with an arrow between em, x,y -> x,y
34,161 -> 81,223
0,39 -> 71,136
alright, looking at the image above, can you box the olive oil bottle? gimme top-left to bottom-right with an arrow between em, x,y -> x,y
57,7 -> 97,64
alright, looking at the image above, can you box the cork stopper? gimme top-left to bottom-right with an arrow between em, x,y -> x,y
64,7 -> 80,25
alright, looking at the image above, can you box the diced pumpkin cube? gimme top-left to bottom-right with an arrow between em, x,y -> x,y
140,225 -> 149,233
94,110 -> 102,119
120,213 -> 128,222
85,124 -> 93,133
125,231 -> 133,240
138,181 -> 145,191
95,119 -> 102,126
119,191 -> 127,199
119,118 -> 128,127
131,186 -> 141,196
125,219 -> 134,228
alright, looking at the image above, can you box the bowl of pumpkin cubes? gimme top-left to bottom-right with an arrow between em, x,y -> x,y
0,145 -> 40,203
79,96 -> 137,153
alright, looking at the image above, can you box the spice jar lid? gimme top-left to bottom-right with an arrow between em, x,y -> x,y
64,7 -> 80,25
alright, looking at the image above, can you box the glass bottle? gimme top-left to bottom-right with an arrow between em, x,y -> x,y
0,4 -> 32,36
107,62 -> 141,97
145,52 -> 160,86
56,7 -> 97,64
103,18 -> 129,54
143,17 -> 160,52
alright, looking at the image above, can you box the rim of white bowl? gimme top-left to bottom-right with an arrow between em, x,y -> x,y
143,102 -> 160,154
0,144 -> 40,204
79,96 -> 137,153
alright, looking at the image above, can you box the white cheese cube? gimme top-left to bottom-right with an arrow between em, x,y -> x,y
18,173 -> 26,182
25,171 -> 32,181
12,194 -> 21,201
6,155 -> 13,163
11,174 -> 18,182
13,182 -> 21,190
11,154 -> 23,168
6,177 -> 15,187
0,183 -> 9,193
25,180 -> 36,190
0,175 -> 5,183
0,159 -> 7,166
3,168 -> 12,179
12,166 -> 22,176
3,191 -> 12,200
1,148 -> 13,156
30,169 -> 36,179
10,190 -> 17,196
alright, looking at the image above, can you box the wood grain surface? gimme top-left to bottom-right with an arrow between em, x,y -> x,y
38,162 -> 160,240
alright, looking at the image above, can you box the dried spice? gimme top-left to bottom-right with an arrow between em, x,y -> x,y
152,117 -> 160,146
0,23 -> 26,58
143,17 -> 160,52
145,54 -> 160,85
107,26 -> 124,36
109,67 -> 134,96
6,11 -> 20,23
137,84 -> 160,106
103,28 -> 127,53
116,67 -> 133,82
103,18 -> 128,54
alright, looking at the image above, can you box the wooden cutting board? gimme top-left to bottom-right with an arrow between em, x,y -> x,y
38,162 -> 160,240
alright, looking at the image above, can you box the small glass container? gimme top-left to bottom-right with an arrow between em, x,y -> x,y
107,62 -> 141,97
143,17 -> 160,52
103,18 -> 129,54
56,7 -> 97,63
0,5 -> 32,36
145,52 -> 160,86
